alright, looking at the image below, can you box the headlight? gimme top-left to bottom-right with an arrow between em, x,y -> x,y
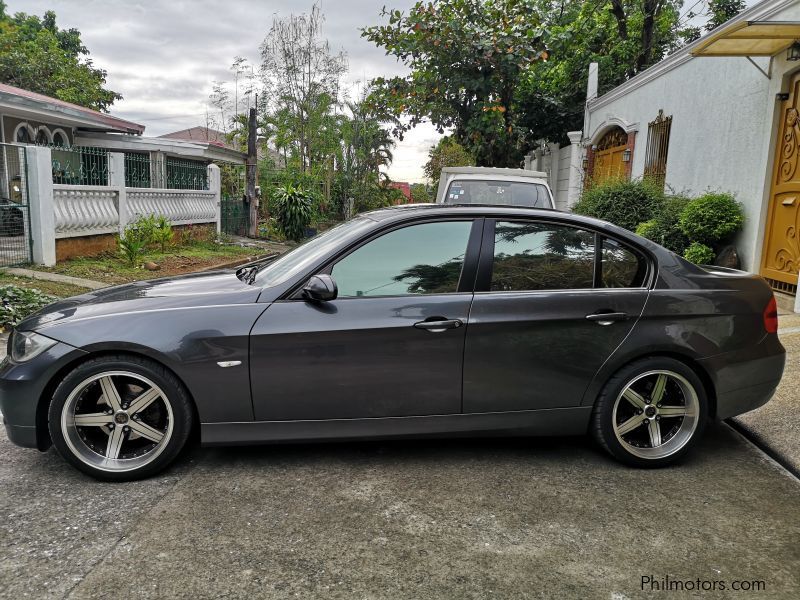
10,331 -> 57,363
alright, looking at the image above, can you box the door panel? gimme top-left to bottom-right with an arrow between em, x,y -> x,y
464,219 -> 650,413
250,295 -> 472,421
463,290 -> 648,413
762,73 -> 800,285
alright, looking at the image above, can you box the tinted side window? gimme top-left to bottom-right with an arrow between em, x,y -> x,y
601,237 -> 646,288
332,221 -> 472,297
491,221 -> 595,291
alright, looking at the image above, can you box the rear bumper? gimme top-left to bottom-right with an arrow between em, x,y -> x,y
698,334 -> 785,420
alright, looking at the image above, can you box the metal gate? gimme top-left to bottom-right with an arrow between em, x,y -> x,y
0,143 -> 33,265
221,194 -> 250,236
220,164 -> 249,236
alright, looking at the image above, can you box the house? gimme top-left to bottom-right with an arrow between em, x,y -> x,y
528,0 -> 800,310
388,181 -> 412,203
0,82 -> 246,266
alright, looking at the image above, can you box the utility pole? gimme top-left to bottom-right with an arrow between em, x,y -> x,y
246,105 -> 258,237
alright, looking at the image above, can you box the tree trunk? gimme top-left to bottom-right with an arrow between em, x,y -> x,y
246,106 -> 259,237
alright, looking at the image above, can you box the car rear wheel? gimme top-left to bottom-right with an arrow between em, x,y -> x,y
48,355 -> 193,481
591,357 -> 708,468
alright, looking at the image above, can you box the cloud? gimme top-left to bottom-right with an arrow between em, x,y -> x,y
13,0 -> 437,181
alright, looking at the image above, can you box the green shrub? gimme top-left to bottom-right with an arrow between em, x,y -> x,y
151,215 -> 173,252
0,285 -> 55,329
635,195 -> 691,254
275,184 -> 314,241
573,178 -> 664,231
118,219 -> 150,266
683,242 -> 715,265
679,192 -> 744,244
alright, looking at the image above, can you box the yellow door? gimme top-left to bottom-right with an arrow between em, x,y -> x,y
762,74 -> 800,285
594,145 -> 626,183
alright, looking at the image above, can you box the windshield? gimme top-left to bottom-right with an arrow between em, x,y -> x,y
254,217 -> 374,287
443,180 -> 551,208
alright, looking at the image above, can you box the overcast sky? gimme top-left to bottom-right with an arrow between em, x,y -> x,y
13,0 -> 439,182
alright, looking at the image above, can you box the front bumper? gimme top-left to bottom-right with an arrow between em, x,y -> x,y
698,333 -> 786,420
0,341 -> 86,449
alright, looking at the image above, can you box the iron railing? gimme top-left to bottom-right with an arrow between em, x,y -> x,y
124,152 -> 153,188
50,145 -> 109,186
165,157 -> 208,190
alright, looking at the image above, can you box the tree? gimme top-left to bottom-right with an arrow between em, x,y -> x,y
362,1 -> 548,167
516,0 -> 690,143
335,92 -> 398,212
705,0 -> 746,32
424,137 -> 474,192
410,183 -> 430,203
0,2 -> 120,111
260,4 -> 347,174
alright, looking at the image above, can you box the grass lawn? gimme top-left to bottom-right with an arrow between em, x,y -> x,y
29,241 -> 290,286
0,272 -> 91,298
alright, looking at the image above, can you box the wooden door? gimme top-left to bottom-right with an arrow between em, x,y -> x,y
762,74 -> 800,286
594,146 -> 626,182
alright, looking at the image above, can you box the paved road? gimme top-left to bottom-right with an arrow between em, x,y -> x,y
1,424 -> 798,599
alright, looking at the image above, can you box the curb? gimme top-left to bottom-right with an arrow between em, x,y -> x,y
726,418 -> 800,481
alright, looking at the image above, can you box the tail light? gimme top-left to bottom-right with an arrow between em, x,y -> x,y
763,296 -> 778,334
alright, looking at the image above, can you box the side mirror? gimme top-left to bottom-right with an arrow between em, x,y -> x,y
302,274 -> 337,302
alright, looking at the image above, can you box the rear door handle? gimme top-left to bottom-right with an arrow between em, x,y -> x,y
414,318 -> 463,332
586,312 -> 629,325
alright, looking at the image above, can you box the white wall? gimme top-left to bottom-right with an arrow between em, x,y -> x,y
554,145 -> 572,211
584,2 -> 800,272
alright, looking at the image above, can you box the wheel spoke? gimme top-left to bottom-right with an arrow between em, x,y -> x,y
129,419 -> 165,443
622,388 -> 647,410
651,374 -> 668,404
105,426 -> 126,459
127,387 -> 160,416
648,419 -> 662,448
659,405 -> 691,417
616,415 -> 645,436
99,376 -> 123,412
73,412 -> 111,427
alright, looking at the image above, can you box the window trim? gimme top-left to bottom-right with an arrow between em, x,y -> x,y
283,217 -> 484,301
475,217 -> 653,294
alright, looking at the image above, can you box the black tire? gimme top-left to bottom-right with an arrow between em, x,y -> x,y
48,354 -> 193,481
591,357 -> 708,468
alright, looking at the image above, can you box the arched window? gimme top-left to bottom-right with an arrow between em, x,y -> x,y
35,126 -> 51,146
14,123 -> 33,144
52,129 -> 69,148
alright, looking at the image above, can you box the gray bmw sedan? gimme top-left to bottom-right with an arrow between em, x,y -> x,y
0,205 -> 785,480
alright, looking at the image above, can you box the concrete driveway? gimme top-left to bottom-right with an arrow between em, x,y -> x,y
1,423 -> 798,599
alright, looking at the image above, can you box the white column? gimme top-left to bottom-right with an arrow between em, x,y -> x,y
523,152 -> 535,171
587,62 -> 599,102
548,142 -> 561,203
566,131 -> 584,210
108,152 -> 127,233
208,164 -> 221,235
26,145 -> 56,266
795,272 -> 800,313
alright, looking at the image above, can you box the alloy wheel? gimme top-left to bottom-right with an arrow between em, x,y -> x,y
612,370 -> 700,460
60,371 -> 174,473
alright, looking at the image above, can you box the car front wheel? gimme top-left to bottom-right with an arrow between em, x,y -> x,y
591,357 -> 708,468
48,355 -> 193,481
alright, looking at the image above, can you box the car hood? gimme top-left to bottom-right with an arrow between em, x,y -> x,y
19,270 -> 262,332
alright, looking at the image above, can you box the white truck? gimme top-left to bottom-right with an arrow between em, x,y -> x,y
435,167 -> 554,209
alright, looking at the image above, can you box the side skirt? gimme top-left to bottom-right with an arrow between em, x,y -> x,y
201,407 -> 592,446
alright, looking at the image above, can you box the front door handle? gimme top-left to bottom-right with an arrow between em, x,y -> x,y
414,318 -> 463,332
586,312 -> 629,325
